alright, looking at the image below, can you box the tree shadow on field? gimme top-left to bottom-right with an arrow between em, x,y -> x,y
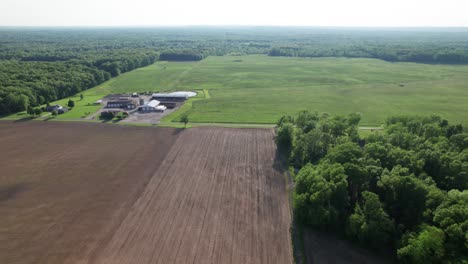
273,151 -> 287,173
172,128 -> 185,135
0,182 -> 27,203
303,228 -> 395,264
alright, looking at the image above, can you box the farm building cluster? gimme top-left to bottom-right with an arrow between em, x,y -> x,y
104,91 -> 196,112
96,91 -> 197,123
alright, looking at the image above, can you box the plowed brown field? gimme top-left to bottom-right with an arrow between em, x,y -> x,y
0,122 -> 292,264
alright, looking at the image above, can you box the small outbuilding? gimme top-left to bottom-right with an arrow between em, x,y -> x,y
155,105 -> 167,112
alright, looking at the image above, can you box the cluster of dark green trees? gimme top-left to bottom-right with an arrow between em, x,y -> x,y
159,50 -> 205,61
0,48 -> 158,115
276,112 -> 467,263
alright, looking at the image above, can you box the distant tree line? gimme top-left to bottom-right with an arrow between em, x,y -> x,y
159,50 -> 205,61
276,112 -> 467,263
268,46 -> 468,64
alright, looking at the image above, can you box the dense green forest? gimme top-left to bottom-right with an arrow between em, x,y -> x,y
1,27 -> 468,115
265,28 -> 468,63
276,113 -> 467,263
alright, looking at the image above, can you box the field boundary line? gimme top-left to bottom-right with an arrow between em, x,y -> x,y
203,89 -> 211,99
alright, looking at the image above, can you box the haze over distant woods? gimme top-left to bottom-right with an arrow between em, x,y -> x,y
1,27 -> 468,114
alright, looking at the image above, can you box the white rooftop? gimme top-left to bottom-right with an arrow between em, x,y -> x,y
152,91 -> 197,98
144,100 -> 160,108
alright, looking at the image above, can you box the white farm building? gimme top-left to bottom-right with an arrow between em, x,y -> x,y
139,100 -> 161,112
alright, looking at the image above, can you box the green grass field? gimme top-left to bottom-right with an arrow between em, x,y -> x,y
7,55 -> 468,125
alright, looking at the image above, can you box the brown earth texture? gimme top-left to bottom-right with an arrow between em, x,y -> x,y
0,121 -> 292,264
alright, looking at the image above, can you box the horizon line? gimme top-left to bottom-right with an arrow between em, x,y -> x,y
1,24 -> 468,29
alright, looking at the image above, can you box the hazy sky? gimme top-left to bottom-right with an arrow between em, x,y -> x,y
1,0 -> 468,27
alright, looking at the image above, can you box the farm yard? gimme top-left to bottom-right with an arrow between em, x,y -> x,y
0,122 -> 292,264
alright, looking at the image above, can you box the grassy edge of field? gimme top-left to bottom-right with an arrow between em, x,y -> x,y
1,114 -> 384,130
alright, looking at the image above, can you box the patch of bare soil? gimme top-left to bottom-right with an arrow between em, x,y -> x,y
0,121 -> 179,264
94,127 -> 293,264
0,123 -> 293,264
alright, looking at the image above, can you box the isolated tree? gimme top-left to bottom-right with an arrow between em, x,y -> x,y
67,99 -> 75,108
51,110 -> 58,116
180,113 -> 189,127
80,94 -> 84,100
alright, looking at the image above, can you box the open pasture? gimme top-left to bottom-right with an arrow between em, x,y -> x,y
79,55 -> 468,125
0,122 -> 292,264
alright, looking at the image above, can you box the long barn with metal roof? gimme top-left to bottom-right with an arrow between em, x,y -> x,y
152,91 -> 197,102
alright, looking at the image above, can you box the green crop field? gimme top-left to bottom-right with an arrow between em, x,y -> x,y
15,55 -> 468,126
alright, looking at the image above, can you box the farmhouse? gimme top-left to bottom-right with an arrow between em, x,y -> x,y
45,105 -> 63,112
139,100 -> 161,112
106,98 -> 138,109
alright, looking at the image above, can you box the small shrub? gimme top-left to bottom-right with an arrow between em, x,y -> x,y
100,111 -> 115,119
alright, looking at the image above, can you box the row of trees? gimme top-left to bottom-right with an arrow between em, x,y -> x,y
268,46 -> 468,64
276,112 -> 467,263
159,50 -> 205,61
